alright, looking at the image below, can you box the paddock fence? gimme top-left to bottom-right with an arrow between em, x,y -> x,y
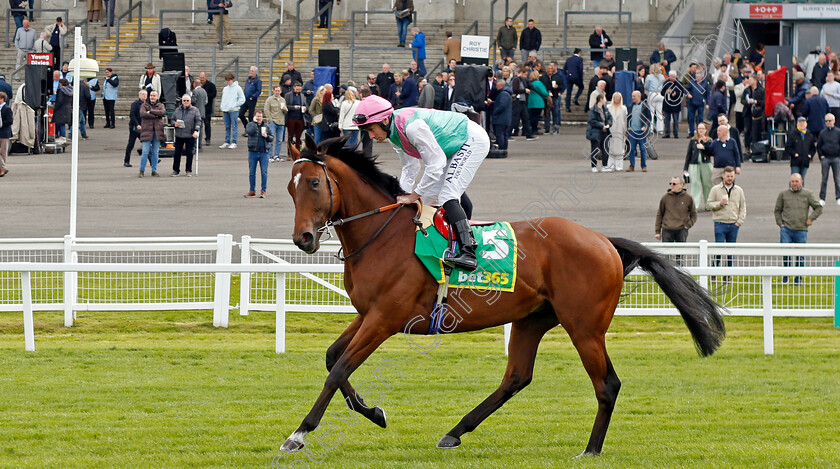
1,237 -> 838,355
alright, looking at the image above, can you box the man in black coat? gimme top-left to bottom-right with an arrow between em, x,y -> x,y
786,116 -> 817,184
741,75 -> 765,152
519,19 -> 541,64
661,71 -> 685,138
124,89 -> 147,167
199,71 -> 216,144
431,73 -> 447,110
0,91 -> 12,177
811,53 -> 830,90
588,25 -> 612,70
563,48 -> 584,112
585,64 -> 613,112
376,63 -> 395,100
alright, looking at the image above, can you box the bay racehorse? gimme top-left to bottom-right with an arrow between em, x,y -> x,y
281,135 -> 725,456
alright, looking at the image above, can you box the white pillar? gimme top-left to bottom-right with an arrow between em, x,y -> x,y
276,273 -> 286,353
213,234 -> 233,328
239,235 -> 251,316
762,276 -> 774,355
22,272 -> 35,352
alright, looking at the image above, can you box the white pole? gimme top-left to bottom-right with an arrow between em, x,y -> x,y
70,28 -> 81,240
365,0 -> 369,25
22,272 -> 35,352
280,0 -> 284,24
762,276 -> 774,355
276,273 -> 286,353
503,322 -> 511,355
699,239 -> 708,290
192,0 -> 196,24
240,235 -> 251,316
63,235 -> 74,327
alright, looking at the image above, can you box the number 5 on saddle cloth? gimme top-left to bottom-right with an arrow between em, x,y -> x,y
414,207 -> 519,333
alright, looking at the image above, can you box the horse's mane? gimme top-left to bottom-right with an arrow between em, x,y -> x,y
302,136 -> 405,198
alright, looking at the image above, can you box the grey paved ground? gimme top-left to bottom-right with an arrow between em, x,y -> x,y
2,121 -> 838,243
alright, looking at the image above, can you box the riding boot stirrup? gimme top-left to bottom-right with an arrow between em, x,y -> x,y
444,219 -> 478,272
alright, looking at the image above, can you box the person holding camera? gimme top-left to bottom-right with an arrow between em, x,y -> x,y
171,94 -> 202,177
244,110 -> 274,198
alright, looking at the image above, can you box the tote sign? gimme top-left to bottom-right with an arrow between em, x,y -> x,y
461,35 -> 490,59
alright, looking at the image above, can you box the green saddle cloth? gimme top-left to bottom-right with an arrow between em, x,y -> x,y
414,222 -> 518,292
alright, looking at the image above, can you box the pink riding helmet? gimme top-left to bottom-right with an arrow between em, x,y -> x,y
352,95 -> 394,127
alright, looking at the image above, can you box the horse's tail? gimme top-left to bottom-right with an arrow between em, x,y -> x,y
609,237 -> 726,356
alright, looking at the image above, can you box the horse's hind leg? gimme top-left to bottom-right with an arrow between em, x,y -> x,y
327,315 -> 387,428
565,325 -> 621,456
437,305 -> 559,449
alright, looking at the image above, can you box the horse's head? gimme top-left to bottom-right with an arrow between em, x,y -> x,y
287,134 -> 345,253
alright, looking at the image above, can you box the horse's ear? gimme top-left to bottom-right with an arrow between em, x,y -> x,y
324,134 -> 350,156
288,140 -> 301,160
304,133 -> 318,152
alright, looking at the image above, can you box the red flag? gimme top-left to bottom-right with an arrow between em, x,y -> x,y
765,66 -> 787,117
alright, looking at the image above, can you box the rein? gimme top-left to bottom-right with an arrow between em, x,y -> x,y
293,158 -> 424,261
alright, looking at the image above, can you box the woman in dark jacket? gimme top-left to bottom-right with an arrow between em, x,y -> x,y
586,94 -> 612,172
53,79 -> 73,140
635,65 -> 648,100
683,121 -> 714,210
320,91 -> 340,140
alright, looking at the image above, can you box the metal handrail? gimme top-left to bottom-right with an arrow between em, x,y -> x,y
115,1 -> 143,59
159,9 -> 224,50
6,8 -> 69,49
510,2 -> 528,26
9,63 -> 25,88
489,0 -> 500,65
295,0 -> 306,42
216,56 -> 240,85
349,10 -> 418,81
658,0 -> 688,38
256,19 -> 282,70
563,11 -> 632,50
149,45 -> 217,80
71,18 -> 96,59
426,58 -> 445,77
269,38 -> 296,87
309,2 -> 333,59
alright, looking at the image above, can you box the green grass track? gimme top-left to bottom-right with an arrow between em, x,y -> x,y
1,311 -> 839,468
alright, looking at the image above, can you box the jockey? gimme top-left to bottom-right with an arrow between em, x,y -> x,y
353,95 -> 490,272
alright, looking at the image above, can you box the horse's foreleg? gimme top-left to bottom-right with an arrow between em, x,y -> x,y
327,315 -> 388,428
281,317 -> 395,452
437,307 -> 558,449
566,328 -> 620,457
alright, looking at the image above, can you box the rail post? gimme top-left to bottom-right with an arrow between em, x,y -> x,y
762,276 -> 774,355
22,272 -> 35,352
213,234 -> 233,327
276,272 -> 286,353
240,236 -> 251,316
63,235 -> 75,327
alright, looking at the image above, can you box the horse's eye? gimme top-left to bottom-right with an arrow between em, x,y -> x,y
310,178 -> 320,189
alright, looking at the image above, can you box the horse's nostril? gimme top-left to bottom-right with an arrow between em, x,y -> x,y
301,232 -> 314,245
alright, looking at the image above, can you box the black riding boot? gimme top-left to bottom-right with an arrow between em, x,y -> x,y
442,199 -> 478,271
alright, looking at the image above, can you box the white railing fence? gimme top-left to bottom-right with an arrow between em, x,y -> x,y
0,235 -> 233,326
1,238 -> 838,355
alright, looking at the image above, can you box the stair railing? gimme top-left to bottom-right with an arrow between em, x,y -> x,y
115,1 -> 143,59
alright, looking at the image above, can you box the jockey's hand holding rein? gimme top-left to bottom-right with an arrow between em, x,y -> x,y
397,192 -> 421,204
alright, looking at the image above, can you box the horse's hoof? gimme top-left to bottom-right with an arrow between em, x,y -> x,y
372,406 -> 387,428
280,436 -> 305,453
436,435 -> 461,449
573,450 -> 600,459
